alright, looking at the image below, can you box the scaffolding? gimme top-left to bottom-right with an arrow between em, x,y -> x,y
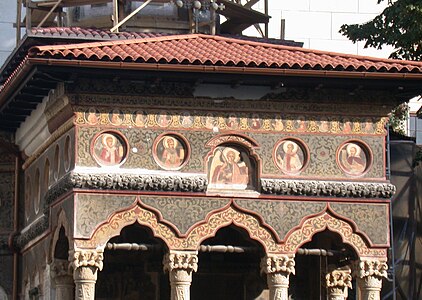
16,0 -> 270,43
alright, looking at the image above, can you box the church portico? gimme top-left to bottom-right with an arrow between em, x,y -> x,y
62,193 -> 389,300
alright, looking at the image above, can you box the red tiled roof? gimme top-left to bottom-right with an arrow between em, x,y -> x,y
29,34 -> 422,73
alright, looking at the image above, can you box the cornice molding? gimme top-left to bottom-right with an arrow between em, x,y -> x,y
44,172 -> 395,206
45,172 -> 208,207
261,178 -> 395,199
13,214 -> 49,250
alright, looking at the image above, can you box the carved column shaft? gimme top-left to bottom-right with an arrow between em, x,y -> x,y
163,251 -> 198,300
73,266 -> 97,300
261,254 -> 295,300
353,259 -> 388,300
70,249 -> 103,300
357,276 -> 383,300
51,259 -> 74,300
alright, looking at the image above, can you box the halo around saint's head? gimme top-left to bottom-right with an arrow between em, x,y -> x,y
282,141 -> 298,153
222,147 -> 241,162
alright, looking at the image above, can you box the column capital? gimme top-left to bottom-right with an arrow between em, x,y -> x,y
51,259 -> 72,279
163,250 -> 198,274
326,266 -> 352,289
70,249 -> 104,271
353,259 -> 388,300
325,266 -> 352,300
260,254 -> 295,275
353,259 -> 388,279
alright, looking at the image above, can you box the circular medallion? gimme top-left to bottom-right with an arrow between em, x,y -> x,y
274,139 -> 308,175
91,131 -> 128,167
153,134 -> 189,170
337,141 -> 371,176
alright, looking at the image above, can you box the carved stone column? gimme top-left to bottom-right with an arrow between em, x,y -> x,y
353,259 -> 388,300
51,259 -> 74,300
260,254 -> 295,300
163,250 -> 198,300
70,249 -> 104,300
325,266 -> 352,300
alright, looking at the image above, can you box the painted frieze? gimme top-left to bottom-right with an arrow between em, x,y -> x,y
76,106 -> 388,136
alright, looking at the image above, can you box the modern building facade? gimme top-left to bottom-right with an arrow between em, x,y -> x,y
1,1 -> 422,300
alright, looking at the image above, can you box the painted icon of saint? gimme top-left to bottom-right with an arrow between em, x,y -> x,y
154,136 -> 186,169
93,133 -> 125,166
204,113 -> 216,129
109,109 -> 123,126
363,119 -> 373,133
209,147 -> 250,189
162,136 -> 184,167
339,143 -> 367,175
250,114 -> 261,130
134,110 -> 148,127
343,119 -> 352,134
275,140 -> 304,174
85,108 -> 99,125
226,114 -> 239,129
273,116 -> 284,131
156,111 -> 172,127
319,118 -> 330,133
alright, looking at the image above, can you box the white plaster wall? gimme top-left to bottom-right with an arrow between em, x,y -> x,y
244,0 -> 394,58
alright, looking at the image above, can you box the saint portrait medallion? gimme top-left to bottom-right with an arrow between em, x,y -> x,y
274,139 -> 308,175
337,141 -> 370,176
153,134 -> 189,170
91,131 -> 128,167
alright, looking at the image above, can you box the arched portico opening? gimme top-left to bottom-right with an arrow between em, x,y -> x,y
96,223 -> 169,300
192,225 -> 266,300
290,230 -> 358,299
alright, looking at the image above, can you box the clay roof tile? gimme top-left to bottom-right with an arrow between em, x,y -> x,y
23,33 -> 422,74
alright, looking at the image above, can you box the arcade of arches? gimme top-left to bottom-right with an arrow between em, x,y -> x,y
46,201 -> 388,300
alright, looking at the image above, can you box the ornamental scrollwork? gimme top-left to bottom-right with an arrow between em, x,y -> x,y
282,212 -> 387,257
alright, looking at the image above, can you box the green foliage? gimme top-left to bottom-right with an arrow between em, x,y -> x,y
388,102 -> 409,135
415,148 -> 422,166
340,0 -> 422,60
